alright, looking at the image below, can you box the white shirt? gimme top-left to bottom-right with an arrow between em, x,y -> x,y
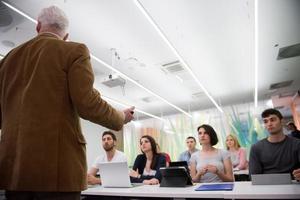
92,150 -> 127,169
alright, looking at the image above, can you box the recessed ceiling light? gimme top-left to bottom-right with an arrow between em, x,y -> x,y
2,40 -> 15,47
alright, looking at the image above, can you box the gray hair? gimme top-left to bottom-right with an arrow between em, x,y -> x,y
37,6 -> 69,35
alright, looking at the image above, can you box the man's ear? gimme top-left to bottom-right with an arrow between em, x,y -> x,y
36,21 -> 41,33
63,33 -> 69,41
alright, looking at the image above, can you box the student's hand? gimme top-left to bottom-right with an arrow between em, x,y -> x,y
149,178 -> 159,185
123,106 -> 135,124
129,169 -> 140,178
143,178 -> 159,185
292,168 -> 300,181
143,179 -> 151,185
87,174 -> 101,185
197,167 -> 207,177
206,165 -> 218,174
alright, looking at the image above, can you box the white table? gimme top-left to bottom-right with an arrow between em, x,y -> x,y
82,182 -> 300,199
227,181 -> 300,199
82,184 -> 225,199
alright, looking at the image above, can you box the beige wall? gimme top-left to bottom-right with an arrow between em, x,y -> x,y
112,129 -> 124,151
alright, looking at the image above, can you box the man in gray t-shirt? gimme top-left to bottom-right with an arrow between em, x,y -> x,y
249,108 -> 300,180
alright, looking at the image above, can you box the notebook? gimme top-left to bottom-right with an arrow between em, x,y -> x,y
195,183 -> 234,191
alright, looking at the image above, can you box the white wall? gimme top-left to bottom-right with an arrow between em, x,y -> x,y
81,118 -> 125,169
81,119 -> 107,168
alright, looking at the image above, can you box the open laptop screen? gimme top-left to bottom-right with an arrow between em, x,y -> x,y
251,173 -> 292,185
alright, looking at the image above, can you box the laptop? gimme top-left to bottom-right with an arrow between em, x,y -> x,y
98,162 -> 141,188
251,173 -> 292,185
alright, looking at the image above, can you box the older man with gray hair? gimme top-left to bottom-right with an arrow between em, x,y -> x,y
0,5 -> 134,199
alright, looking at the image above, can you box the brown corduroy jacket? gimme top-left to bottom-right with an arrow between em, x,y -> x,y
0,33 -> 124,191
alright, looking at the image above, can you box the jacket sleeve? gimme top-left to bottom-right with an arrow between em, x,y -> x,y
67,44 -> 124,131
0,58 -> 3,130
130,155 -> 145,183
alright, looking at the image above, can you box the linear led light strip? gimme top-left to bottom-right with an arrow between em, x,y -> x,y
133,0 -> 224,113
102,95 -> 165,121
254,0 -> 258,107
2,1 -> 192,118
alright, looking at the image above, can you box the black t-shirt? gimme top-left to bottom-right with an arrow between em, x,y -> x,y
249,136 -> 300,175
290,130 -> 300,140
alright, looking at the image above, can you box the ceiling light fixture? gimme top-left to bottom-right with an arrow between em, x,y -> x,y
133,0 -> 223,113
2,1 -> 192,118
254,0 -> 258,107
102,95 -> 165,122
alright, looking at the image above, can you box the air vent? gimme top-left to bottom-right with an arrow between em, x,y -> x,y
270,80 -> 293,90
141,96 -> 157,103
192,92 -> 205,99
161,60 -> 185,74
277,43 -> 300,60
0,2 -> 13,27
279,91 -> 295,98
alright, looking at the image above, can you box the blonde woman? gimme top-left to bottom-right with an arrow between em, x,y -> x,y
226,134 -> 248,170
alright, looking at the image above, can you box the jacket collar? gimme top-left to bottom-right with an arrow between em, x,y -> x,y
38,32 -> 62,40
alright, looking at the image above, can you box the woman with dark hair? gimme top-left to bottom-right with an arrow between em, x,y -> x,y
190,124 -> 233,182
129,135 -> 166,185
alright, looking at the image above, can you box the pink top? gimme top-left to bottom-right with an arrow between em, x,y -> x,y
230,148 -> 248,170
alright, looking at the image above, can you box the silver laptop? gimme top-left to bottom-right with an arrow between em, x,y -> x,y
251,173 -> 292,185
98,162 -> 139,188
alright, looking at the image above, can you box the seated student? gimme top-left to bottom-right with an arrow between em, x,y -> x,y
286,121 -> 300,140
226,134 -> 248,170
249,109 -> 300,181
87,131 -> 127,185
190,124 -> 233,183
130,135 -> 166,185
178,136 -> 199,164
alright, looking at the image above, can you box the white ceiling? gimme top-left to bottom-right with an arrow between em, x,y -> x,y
1,0 -> 299,119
